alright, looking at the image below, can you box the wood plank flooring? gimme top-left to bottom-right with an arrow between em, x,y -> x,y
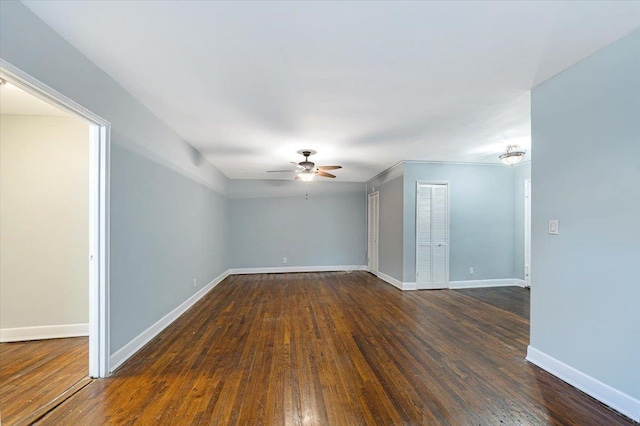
455,286 -> 530,319
0,337 -> 88,425
38,272 -> 631,425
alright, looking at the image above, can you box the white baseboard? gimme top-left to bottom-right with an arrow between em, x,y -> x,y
526,346 -> 639,422
449,278 -> 526,289
228,265 -> 367,275
372,271 -> 417,291
376,276 -> 527,291
1,323 -> 89,342
109,270 -> 229,372
374,270 -> 403,290
403,282 -> 417,291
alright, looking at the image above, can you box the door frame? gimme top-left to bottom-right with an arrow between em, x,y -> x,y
1,59 -> 111,378
524,179 -> 531,287
415,181 -> 450,289
367,191 -> 379,273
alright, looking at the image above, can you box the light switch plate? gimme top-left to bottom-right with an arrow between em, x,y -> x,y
548,220 -> 559,235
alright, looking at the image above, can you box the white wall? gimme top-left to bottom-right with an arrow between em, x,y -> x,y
529,28 -> 640,420
1,115 -> 89,333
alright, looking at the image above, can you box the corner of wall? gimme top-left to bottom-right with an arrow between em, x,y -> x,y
526,346 -> 639,422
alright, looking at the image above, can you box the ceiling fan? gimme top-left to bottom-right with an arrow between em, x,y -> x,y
267,150 -> 342,181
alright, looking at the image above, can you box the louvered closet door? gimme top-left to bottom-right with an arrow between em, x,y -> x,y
416,186 -> 432,287
416,184 -> 448,289
431,185 -> 448,287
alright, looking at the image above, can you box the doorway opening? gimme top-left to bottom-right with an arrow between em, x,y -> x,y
367,191 -> 379,274
524,179 -> 531,288
0,60 -> 110,423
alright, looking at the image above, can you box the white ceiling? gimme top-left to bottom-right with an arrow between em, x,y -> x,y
22,1 -> 640,182
0,81 -> 70,117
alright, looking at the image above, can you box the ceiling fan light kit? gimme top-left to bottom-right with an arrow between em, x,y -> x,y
499,145 -> 526,166
298,170 -> 315,181
267,150 -> 342,181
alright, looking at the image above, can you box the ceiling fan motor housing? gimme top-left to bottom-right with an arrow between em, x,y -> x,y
299,151 -> 315,170
299,160 -> 315,170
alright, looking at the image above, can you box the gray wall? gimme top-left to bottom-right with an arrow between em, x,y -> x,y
1,2 -> 230,355
531,29 -> 640,400
229,180 -> 366,268
375,176 -> 404,281
403,162 -> 516,282
366,165 -> 405,282
514,162 -> 531,280
367,164 -> 404,282
110,144 -> 228,351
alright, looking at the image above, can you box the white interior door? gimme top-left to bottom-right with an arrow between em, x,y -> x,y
524,179 -> 531,287
367,192 -> 379,273
416,183 -> 449,289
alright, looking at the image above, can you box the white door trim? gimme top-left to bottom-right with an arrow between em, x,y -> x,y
524,179 -> 531,287
367,191 -> 379,273
415,181 -> 450,289
1,59 -> 111,378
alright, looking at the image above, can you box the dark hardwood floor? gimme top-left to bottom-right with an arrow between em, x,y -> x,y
38,272 -> 631,425
0,337 -> 88,425
455,285 -> 530,319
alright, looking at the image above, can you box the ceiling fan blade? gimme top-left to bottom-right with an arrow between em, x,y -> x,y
316,171 -> 336,178
317,165 -> 342,171
267,170 -> 297,173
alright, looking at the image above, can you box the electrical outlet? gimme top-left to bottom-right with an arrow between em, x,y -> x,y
283,257 -> 288,264
469,267 -> 474,275
193,279 -> 197,287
